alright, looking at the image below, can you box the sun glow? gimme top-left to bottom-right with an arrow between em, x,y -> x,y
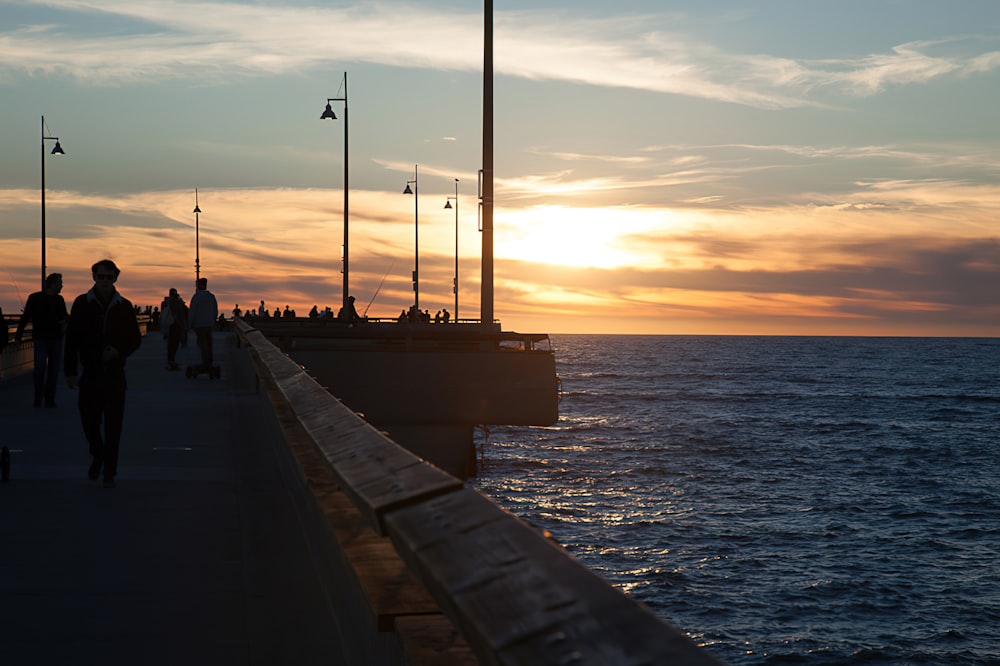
496,205 -> 671,269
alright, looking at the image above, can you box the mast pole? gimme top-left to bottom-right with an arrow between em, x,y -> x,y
481,0 -> 494,329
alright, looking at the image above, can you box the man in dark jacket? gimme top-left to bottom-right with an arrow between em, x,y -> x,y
15,273 -> 68,407
64,259 -> 142,488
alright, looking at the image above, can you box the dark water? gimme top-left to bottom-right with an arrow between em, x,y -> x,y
472,335 -> 1000,665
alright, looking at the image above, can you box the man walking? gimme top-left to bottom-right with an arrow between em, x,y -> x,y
64,260 -> 142,488
15,273 -> 68,407
188,277 -> 218,370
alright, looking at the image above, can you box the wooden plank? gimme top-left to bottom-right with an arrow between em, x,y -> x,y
385,488 -> 722,666
260,375 -> 463,642
316,487 -> 444,631
394,615 -> 479,666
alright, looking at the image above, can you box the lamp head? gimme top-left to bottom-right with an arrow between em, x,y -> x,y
50,141 -> 65,156
193,205 -> 202,214
403,183 -> 413,195
444,200 -> 452,209
320,103 -> 337,120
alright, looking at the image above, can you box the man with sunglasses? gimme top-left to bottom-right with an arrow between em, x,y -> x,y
64,259 -> 142,488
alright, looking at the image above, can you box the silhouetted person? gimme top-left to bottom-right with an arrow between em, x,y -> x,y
189,277 -> 218,369
309,305 -> 319,318
16,273 -> 68,407
338,295 -> 362,322
442,308 -> 450,323
65,259 -> 142,488
161,288 -> 187,371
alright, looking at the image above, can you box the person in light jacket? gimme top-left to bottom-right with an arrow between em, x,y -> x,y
188,277 -> 218,369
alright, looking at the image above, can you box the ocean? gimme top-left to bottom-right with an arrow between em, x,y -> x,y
472,335 -> 1000,665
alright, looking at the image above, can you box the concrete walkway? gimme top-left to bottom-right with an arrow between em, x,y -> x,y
0,332 -> 349,665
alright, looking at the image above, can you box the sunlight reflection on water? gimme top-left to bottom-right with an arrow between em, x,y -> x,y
473,335 -> 1000,666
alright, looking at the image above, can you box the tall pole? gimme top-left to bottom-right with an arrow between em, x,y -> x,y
341,72 -> 349,314
40,116 -> 46,290
481,0 -> 495,328
412,165 -> 420,310
321,71 -> 349,315
193,188 -> 202,281
446,179 -> 460,320
40,116 -> 64,290
453,178 -> 459,319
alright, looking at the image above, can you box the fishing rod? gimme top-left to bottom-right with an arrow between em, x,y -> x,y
8,272 -> 24,311
363,260 -> 395,317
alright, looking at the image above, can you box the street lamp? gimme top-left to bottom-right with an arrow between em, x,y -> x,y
193,188 -> 202,281
320,71 -> 350,316
444,178 -> 459,320
403,165 -> 419,310
40,116 -> 66,289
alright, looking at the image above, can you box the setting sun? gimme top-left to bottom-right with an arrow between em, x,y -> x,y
497,205 -> 666,270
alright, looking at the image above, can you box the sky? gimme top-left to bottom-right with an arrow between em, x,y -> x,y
1,0 -> 999,336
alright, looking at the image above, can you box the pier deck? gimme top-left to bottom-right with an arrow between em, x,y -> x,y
0,332 -> 347,664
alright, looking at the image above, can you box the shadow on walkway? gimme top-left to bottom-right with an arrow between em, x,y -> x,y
0,331 -> 348,665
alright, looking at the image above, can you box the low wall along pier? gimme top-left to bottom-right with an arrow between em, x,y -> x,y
235,319 -> 722,664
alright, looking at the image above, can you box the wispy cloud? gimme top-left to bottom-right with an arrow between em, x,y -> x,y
3,1 -> 999,107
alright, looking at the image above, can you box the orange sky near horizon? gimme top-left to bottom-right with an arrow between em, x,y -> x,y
1,184 -> 996,337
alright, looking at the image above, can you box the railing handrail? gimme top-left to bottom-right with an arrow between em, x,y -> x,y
233,318 -> 722,665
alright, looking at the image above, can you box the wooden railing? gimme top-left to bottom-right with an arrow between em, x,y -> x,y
234,318 -> 723,665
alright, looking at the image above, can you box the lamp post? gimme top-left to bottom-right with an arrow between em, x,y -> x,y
320,71 -> 350,316
40,116 -> 66,289
193,188 -> 202,281
444,178 -> 459,320
403,165 -> 419,310
481,0 -> 495,329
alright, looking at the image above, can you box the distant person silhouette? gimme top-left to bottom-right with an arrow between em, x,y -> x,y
15,273 -> 68,407
161,288 -> 187,371
189,277 -> 219,370
338,295 -> 362,322
64,259 -> 142,488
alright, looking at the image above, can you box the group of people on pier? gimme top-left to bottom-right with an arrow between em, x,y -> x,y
158,278 -> 218,372
232,295 -> 366,322
3,262 -> 220,488
1,261 -> 140,488
398,306 -> 451,324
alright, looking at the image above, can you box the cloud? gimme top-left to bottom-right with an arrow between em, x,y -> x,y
3,2 -> 999,107
2,180 -> 998,334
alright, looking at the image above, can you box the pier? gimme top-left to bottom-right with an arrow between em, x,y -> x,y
0,325 -> 721,665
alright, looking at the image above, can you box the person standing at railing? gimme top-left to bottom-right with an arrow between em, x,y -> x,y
64,259 -> 142,488
15,273 -> 68,407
